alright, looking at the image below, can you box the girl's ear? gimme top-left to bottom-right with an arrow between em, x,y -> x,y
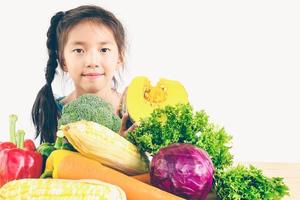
61,58 -> 68,72
63,65 -> 68,72
117,55 -> 123,69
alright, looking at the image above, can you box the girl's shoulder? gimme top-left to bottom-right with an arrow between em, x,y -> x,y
55,96 -> 65,113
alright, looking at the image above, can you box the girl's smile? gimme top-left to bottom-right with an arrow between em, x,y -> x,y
82,72 -> 105,80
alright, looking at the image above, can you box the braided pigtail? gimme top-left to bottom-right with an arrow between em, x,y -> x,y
31,12 -> 64,143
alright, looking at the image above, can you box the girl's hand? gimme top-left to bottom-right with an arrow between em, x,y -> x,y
116,87 -> 128,117
119,113 -> 138,137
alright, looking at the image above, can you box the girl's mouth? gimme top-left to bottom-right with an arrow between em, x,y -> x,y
82,73 -> 104,80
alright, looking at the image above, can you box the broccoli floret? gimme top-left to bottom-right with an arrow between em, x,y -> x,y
58,94 -> 121,133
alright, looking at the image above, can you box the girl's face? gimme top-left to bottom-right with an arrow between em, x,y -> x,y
62,20 -> 122,95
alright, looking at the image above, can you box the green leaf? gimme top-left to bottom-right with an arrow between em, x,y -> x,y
126,103 -> 233,170
214,165 -> 289,200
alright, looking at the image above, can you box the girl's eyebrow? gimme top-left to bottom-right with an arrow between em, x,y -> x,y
69,41 -> 114,46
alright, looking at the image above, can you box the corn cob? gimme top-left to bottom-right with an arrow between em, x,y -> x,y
61,120 -> 149,175
0,178 -> 126,200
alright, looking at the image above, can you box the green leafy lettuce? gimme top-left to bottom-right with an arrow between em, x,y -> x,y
126,103 -> 233,170
214,165 -> 289,200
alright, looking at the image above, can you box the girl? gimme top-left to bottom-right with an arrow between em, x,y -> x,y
32,5 -> 131,143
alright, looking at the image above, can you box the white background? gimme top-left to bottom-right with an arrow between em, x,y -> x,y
0,0 -> 299,163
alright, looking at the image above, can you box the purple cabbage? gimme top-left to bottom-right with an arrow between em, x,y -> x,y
150,143 -> 214,200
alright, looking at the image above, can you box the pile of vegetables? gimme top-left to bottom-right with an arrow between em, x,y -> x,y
126,102 -> 289,199
0,78 -> 290,200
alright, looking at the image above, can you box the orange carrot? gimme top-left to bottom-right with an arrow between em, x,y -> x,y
132,173 -> 151,184
55,151 -> 184,200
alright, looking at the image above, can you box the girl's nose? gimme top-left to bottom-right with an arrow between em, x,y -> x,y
86,50 -> 100,68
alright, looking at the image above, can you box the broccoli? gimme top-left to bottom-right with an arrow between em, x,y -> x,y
58,94 -> 121,133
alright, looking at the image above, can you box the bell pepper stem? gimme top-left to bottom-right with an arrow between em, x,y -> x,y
40,171 -> 53,178
9,114 -> 18,144
54,130 -> 65,149
16,130 -> 25,149
54,137 -> 63,149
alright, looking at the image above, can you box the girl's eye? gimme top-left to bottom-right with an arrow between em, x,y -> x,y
100,48 -> 110,53
72,48 -> 84,53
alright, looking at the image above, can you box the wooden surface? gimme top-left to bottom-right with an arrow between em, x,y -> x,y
206,162 -> 300,200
